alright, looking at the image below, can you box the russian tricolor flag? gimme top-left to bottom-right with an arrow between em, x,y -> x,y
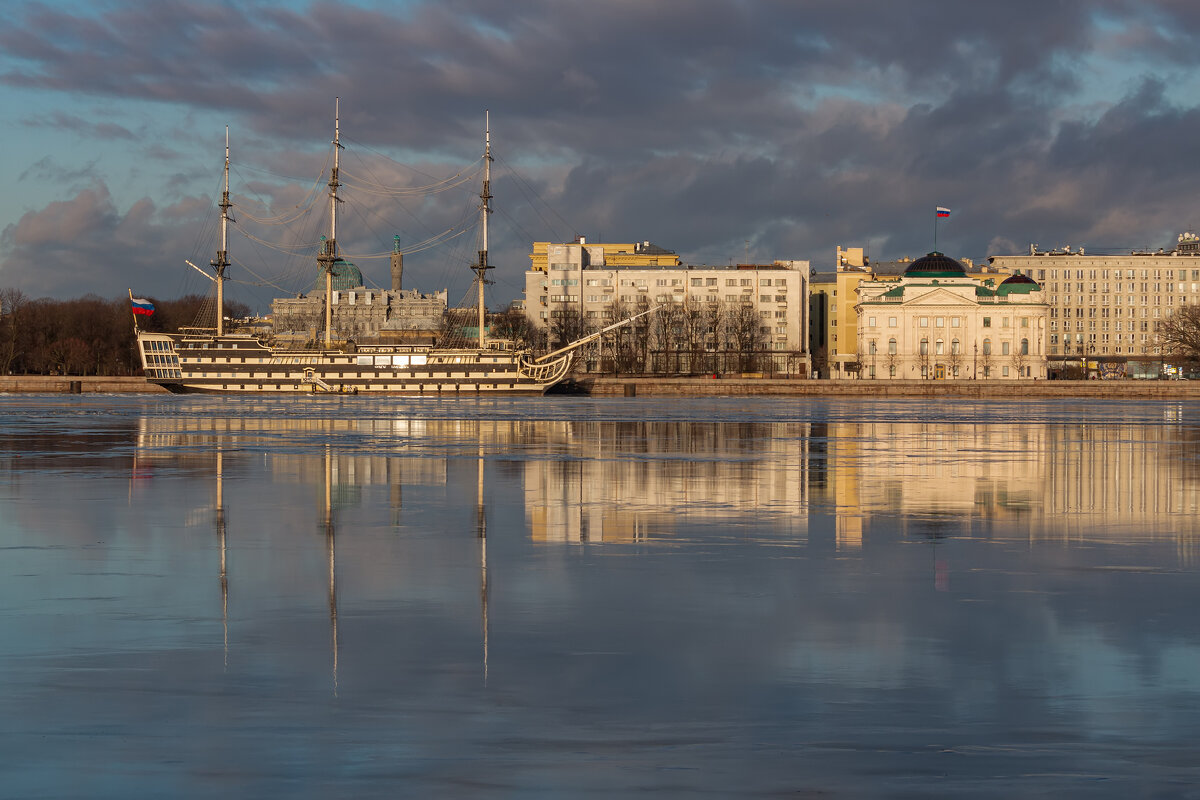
131,298 -> 155,316
936,207 -> 951,218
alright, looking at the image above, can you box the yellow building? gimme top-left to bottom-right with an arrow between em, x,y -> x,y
529,239 -> 681,272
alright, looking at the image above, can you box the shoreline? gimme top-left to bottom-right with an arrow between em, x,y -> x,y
3,374 -> 1200,398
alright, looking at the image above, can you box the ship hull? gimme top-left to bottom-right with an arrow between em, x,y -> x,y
137,332 -> 571,395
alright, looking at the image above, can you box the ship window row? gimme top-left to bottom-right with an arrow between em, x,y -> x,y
145,340 -> 175,353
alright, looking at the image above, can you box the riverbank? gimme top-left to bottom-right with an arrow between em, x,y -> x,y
3,374 -> 1200,398
585,376 -> 1200,398
0,376 -> 169,394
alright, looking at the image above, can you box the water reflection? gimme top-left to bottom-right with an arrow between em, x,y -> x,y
3,397 -> 1200,796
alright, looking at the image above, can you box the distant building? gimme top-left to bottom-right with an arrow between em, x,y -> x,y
988,236 -> 1200,376
525,240 -> 810,375
811,246 -> 1010,377
529,238 -> 681,272
855,252 -> 1049,380
271,240 -> 447,344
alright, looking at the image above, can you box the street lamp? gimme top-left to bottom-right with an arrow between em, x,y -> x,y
973,341 -> 978,380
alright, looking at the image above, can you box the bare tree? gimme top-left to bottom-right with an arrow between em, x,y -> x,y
946,345 -> 963,379
727,303 -> 765,373
0,288 -> 28,375
1009,347 -> 1029,379
1156,303 -> 1200,370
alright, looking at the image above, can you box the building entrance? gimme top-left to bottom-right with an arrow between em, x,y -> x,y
935,364 -> 946,380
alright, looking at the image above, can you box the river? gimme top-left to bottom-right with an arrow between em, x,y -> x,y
1,394 -> 1198,797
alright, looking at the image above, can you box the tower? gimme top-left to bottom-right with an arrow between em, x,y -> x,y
390,235 -> 403,292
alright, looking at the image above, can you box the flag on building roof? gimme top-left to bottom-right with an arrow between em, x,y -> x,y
130,298 -> 155,316
936,207 -> 951,218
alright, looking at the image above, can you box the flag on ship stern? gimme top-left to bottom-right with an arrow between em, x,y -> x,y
936,207 -> 951,218
130,298 -> 155,316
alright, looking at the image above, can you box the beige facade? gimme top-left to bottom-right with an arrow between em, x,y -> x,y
988,239 -> 1200,370
529,239 -> 681,272
855,254 -> 1048,380
271,287 -> 447,344
525,248 -> 811,374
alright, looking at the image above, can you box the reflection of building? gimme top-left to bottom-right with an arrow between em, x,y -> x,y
134,409 -> 1200,559
522,421 -> 811,543
856,253 -> 1049,379
812,418 -> 1200,553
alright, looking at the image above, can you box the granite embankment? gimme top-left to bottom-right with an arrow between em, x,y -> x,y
0,376 -> 169,394
3,374 -> 1200,398
585,377 -> 1200,398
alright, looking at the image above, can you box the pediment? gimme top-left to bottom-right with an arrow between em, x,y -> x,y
902,286 -> 980,306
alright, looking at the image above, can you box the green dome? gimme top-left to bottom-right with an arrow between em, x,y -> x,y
903,251 -> 967,278
315,258 -> 363,291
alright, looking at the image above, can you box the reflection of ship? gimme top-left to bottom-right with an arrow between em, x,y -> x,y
134,104 -> 643,395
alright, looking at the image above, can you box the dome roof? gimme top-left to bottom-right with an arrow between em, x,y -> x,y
997,272 -> 1040,294
904,251 -> 968,278
1000,273 -> 1039,286
314,258 -> 364,292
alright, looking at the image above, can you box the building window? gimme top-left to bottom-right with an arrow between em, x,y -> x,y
888,338 -> 897,354
1021,338 -> 1029,355
983,339 -> 992,355
951,339 -> 960,355
1002,341 -> 1010,355
935,317 -> 945,327
935,339 -> 945,355
920,338 -> 929,355
982,317 -> 991,328
869,340 -> 877,355
868,316 -> 877,327
888,317 -> 897,328
920,317 -> 929,327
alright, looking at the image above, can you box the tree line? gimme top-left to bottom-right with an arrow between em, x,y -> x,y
0,289 -> 249,376
468,297 -> 804,376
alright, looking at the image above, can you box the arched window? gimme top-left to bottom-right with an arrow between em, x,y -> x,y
951,339 -> 960,355
983,338 -> 992,355
869,340 -> 877,355
935,339 -> 945,355
1020,338 -> 1029,355
920,338 -> 929,355
888,338 -> 897,354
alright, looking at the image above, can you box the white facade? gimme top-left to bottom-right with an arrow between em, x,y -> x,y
524,260 -> 811,372
855,259 -> 1049,380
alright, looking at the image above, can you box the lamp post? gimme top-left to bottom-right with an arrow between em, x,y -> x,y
973,341 -> 978,380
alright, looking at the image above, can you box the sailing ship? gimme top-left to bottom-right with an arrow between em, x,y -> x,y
135,102 -> 642,394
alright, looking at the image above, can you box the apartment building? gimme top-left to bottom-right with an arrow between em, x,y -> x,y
524,240 -> 810,374
989,235 -> 1200,376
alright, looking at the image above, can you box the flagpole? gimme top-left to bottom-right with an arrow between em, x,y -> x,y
128,288 -> 139,334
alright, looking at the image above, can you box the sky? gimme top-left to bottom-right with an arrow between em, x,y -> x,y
4,0 -> 1200,312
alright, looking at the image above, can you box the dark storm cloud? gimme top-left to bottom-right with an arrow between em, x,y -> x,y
0,183 -> 212,299
4,0 -> 1200,299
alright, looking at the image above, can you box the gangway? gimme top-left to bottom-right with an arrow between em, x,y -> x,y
303,369 -> 335,393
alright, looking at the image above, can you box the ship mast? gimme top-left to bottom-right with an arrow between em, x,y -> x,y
474,112 -> 493,350
211,127 -> 231,336
317,98 -> 343,347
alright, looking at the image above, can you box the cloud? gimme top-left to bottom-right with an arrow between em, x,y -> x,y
3,0 -> 1200,301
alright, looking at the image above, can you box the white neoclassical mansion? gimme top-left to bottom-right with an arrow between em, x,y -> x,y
854,252 -> 1049,379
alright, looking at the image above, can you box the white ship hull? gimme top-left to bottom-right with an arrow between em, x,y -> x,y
137,332 -> 572,394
